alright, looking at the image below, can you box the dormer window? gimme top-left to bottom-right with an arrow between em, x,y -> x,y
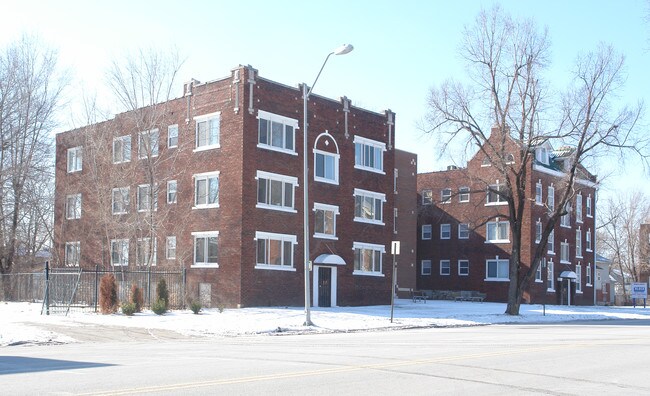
537,147 -> 549,165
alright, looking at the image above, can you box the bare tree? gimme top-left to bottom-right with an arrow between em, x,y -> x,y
424,6 -> 646,314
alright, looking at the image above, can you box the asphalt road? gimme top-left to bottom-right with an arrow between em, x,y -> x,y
2,320 -> 650,395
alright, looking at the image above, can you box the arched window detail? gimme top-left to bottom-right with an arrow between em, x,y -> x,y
313,131 -> 340,185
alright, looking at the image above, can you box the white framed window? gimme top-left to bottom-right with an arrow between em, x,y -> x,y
560,240 -> 570,263
486,219 -> 509,243
547,228 -> 555,254
256,171 -> 298,212
113,135 -> 131,164
167,180 -> 177,204
421,260 -> 432,275
458,223 -> 470,239
576,194 -> 583,223
354,188 -> 385,225
486,182 -> 507,205
547,258 -> 555,291
537,147 -> 549,165
486,257 -> 509,281
111,239 -> 129,267
138,129 -> 159,159
576,228 -> 583,258
393,208 -> 398,234
535,258 -> 544,282
421,224 -> 432,240
535,219 -> 542,243
560,203 -> 571,227
194,171 -> 219,208
441,188 -> 452,203
505,153 -> 515,164
137,184 -> 157,212
458,260 -> 469,276
112,187 -> 129,215
393,168 -> 398,194
440,224 -> 451,239
586,194 -> 593,217
255,232 -> 297,270
535,180 -> 542,205
194,112 -> 221,151
548,185 -> 555,211
67,146 -> 82,173
353,242 -> 385,276
136,238 -> 156,267
481,157 -> 491,167
586,263 -> 592,286
192,231 -> 219,267
459,187 -> 470,202
576,264 -> 582,293
66,194 -> 81,220
314,203 -> 339,239
65,241 -> 80,267
257,110 -> 297,154
168,124 -> 178,148
166,236 -> 176,260
354,135 -> 385,174
422,190 -> 433,205
314,150 -> 339,184
586,229 -> 592,251
440,260 -> 451,276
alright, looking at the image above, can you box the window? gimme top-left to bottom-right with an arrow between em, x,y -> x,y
547,228 -> 555,253
168,124 -> 178,148
458,260 -> 469,276
354,135 -> 385,173
560,241 -> 570,263
67,146 -> 82,173
195,112 -> 220,150
136,238 -> 156,267
440,224 -> 451,239
535,219 -> 542,243
65,242 -> 80,267
547,259 -> 555,291
353,242 -> 384,275
458,223 -> 469,239
194,172 -> 219,208
421,224 -> 432,240
576,194 -> 583,223
167,180 -> 177,204
314,150 -> 339,184
535,180 -> 542,205
535,258 -> 544,282
537,147 -> 549,164
422,190 -> 433,205
486,219 -> 509,243
586,195 -> 592,217
560,203 -> 571,227
586,229 -> 592,251
137,184 -> 157,212
166,236 -> 176,259
354,188 -> 385,225
111,239 -> 129,266
576,229 -> 582,258
257,171 -> 297,212
486,182 -> 506,205
505,153 -> 515,164
258,110 -> 296,154
255,232 -> 296,270
548,185 -> 555,211
393,208 -> 398,234
441,188 -> 452,203
193,231 -> 219,267
481,157 -> 491,167
314,203 -> 339,239
586,263 -> 592,286
66,194 -> 81,219
421,260 -> 432,275
138,129 -> 159,159
459,187 -> 470,202
112,187 -> 129,215
576,264 -> 582,293
486,257 -> 509,281
393,168 -> 398,194
113,135 -> 131,163
440,260 -> 451,275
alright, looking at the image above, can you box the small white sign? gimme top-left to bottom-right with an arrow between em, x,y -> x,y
631,282 -> 648,299
391,241 -> 400,255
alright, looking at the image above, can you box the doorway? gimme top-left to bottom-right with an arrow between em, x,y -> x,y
318,267 -> 332,307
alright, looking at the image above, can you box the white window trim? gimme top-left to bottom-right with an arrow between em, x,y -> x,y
586,195 -> 593,218
458,259 -> 469,276
547,259 -> 555,292
353,135 -> 386,174
576,228 -> 583,259
67,146 -> 83,173
439,260 -> 451,276
193,171 -> 220,209
440,224 -> 451,240
110,239 -> 129,267
193,111 -> 221,152
535,180 -> 543,205
313,149 -> 340,185
112,187 -> 129,215
576,194 -> 583,223
422,190 -> 433,205
352,241 -> 385,277
548,185 -> 555,212
138,129 -> 159,159
458,223 -> 470,239
459,187 -> 470,203
586,264 -> 593,287
113,135 -> 131,164
576,264 -> 583,294
166,236 -> 176,260
421,259 -> 432,276
586,229 -> 593,252
421,224 -> 432,240
547,229 -> 555,254
136,184 -> 157,212
313,203 -> 339,240
65,241 -> 80,267
353,188 -> 386,226
191,231 -> 219,268
66,193 -> 82,220
485,257 -> 510,282
167,180 -> 177,204
257,110 -> 299,155
136,237 -> 157,267
254,231 -> 297,271
560,241 -> 570,264
168,124 -> 178,148
256,170 -> 298,213
485,220 -> 510,244
485,183 -> 507,206
441,188 -> 452,204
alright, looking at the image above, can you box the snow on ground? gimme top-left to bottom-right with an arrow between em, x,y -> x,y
2,299 -> 650,347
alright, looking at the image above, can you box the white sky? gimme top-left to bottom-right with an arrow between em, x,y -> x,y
2,0 -> 649,200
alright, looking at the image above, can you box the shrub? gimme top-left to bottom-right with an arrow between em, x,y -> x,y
190,301 -> 202,314
151,298 -> 167,315
121,302 -> 136,316
217,303 -> 225,313
130,284 -> 144,313
99,274 -> 118,314
156,278 -> 169,309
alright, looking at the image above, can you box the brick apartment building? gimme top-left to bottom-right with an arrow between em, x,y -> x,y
54,65 -> 416,308
416,128 -> 597,305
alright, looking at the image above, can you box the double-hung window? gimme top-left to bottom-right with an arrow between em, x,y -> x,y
354,136 -> 385,174
137,184 -> 157,212
535,219 -> 542,243
256,171 -> 297,212
440,260 -> 451,275
547,228 -> 555,253
195,112 -> 221,150
547,259 -> 555,290
421,260 -> 432,275
458,260 -> 469,276
136,238 -> 156,267
354,188 -> 385,225
138,129 -> 159,159
486,182 -> 507,205
586,229 -> 592,251
548,185 -> 555,211
67,146 -> 82,173
535,258 -> 544,282
458,223 -> 470,239
421,224 -> 432,240
167,180 -> 177,204
66,194 -> 81,219
168,124 -> 178,148
586,195 -> 592,217
314,203 -> 339,239
65,242 -> 80,267
255,231 -> 296,270
440,224 -> 451,239
257,110 -> 297,154
441,188 -> 452,203
353,242 -> 385,276
422,190 -> 433,205
111,239 -> 129,266
193,231 -> 219,267
314,150 -> 339,184
576,229 -> 583,258
560,203 -> 571,227
113,135 -> 131,163
576,194 -> 583,223
576,264 -> 582,292
586,264 -> 592,286
459,187 -> 470,202
486,257 -> 509,281
486,219 -> 509,243
166,236 -> 176,259
194,172 -> 219,208
112,187 -> 129,214
535,180 -> 542,205
560,241 -> 570,263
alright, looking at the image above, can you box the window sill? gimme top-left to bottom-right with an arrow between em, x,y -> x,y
255,265 -> 296,272
138,155 -> 159,160
113,160 -> 131,165
113,212 -> 128,215
193,204 -> 220,210
353,270 -> 385,277
485,202 -> 508,206
459,273 -> 469,277
576,291 -> 583,294
484,278 -> 510,282
314,177 -> 339,185
459,199 -> 470,203
576,255 -> 583,259
440,237 -> 451,240
421,237 -> 432,241
167,201 -> 177,205
576,220 -> 583,224
67,170 -> 82,174
191,264 -> 219,269
535,202 -> 543,206
354,165 -> 385,175
547,288 -> 555,293
257,143 -> 297,156
560,224 -> 571,229
535,279 -> 544,283
586,215 -> 593,219
560,260 -> 571,264
193,144 -> 221,153
354,218 -> 385,226
485,240 -> 510,244
547,251 -> 556,255
586,283 -> 593,287
421,272 -> 432,276
458,236 -> 469,240
586,249 -> 593,253
439,273 -> 451,276
314,234 -> 338,240
256,204 -> 297,213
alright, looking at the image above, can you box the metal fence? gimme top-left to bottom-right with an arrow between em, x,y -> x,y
1,266 -> 185,314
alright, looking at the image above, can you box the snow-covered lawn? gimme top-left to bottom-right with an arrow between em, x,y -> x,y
2,299 -> 650,347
